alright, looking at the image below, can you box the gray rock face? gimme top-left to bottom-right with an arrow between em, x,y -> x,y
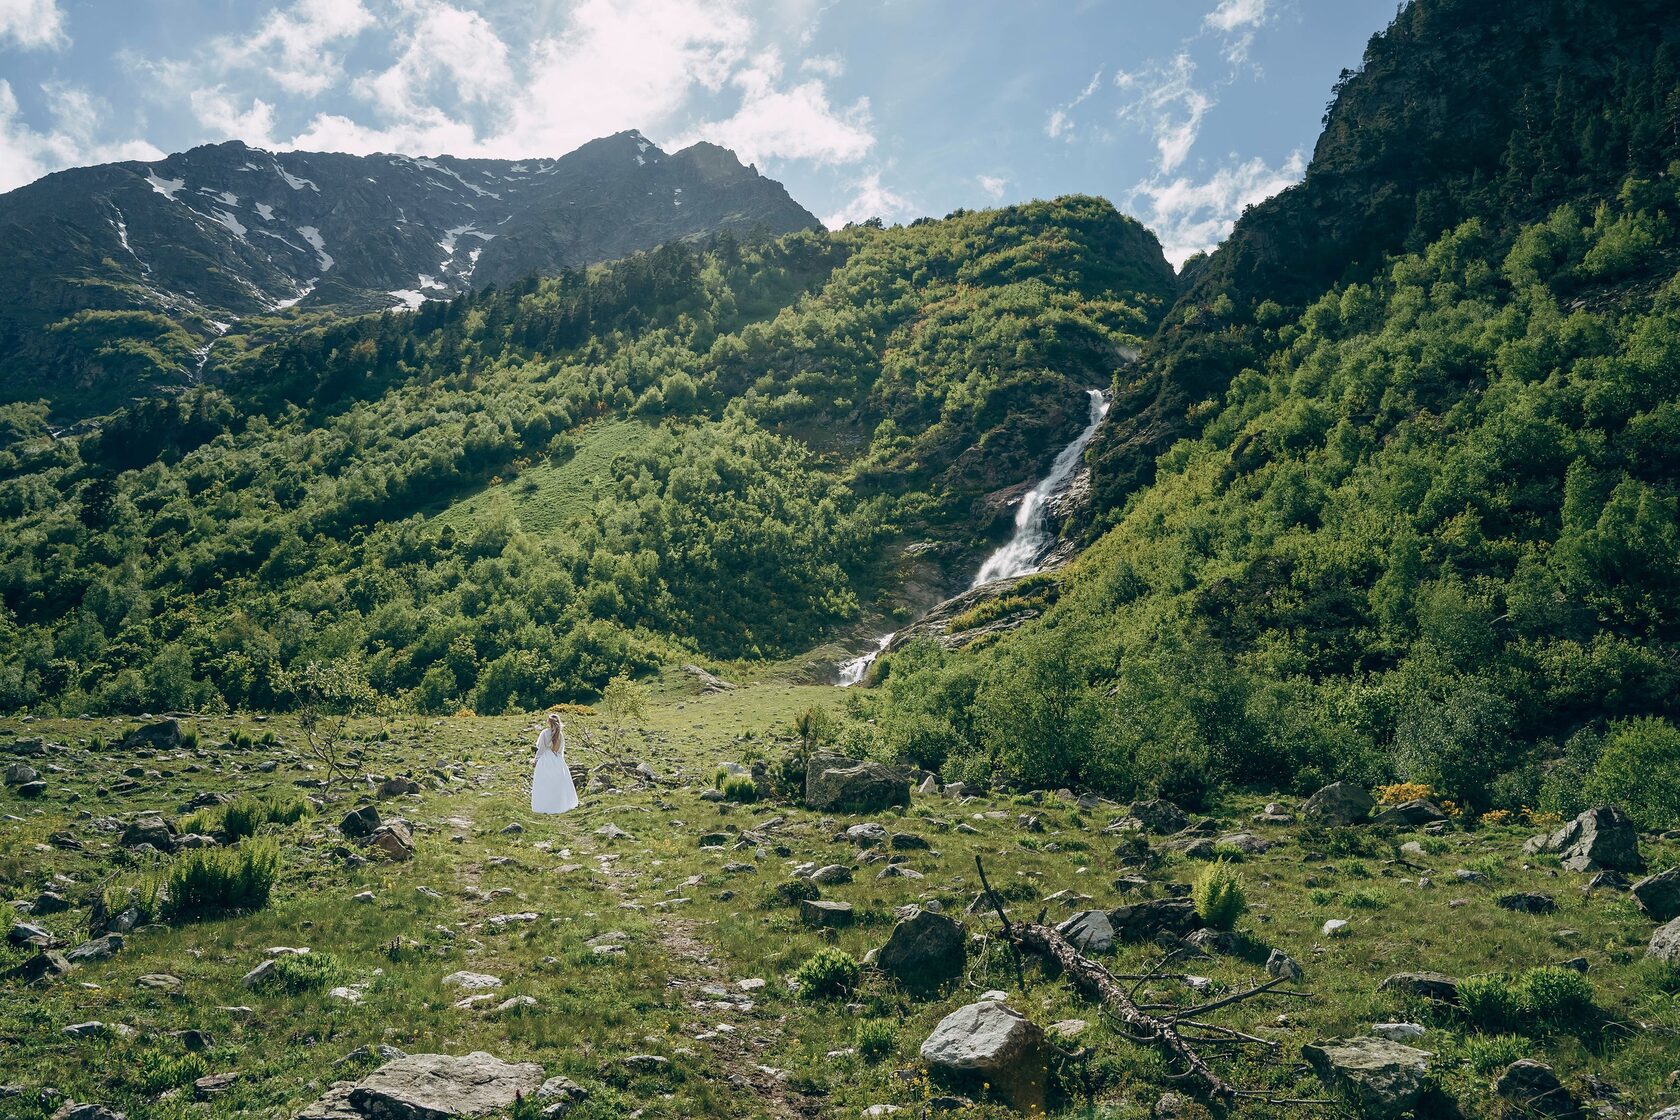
1302,1036 -> 1433,1119
1525,806 -> 1643,873
1368,799 -> 1449,828
1377,972 -> 1460,1004
1649,917 -> 1680,962
1303,782 -> 1374,825
800,900 -> 854,928
919,1001 -> 1050,1113
805,756 -> 909,813
1056,910 -> 1116,954
1125,799 -> 1189,835
877,909 -> 966,990
297,1052 -> 548,1120
1108,897 -> 1199,942
1632,866 -> 1680,922
1495,1060 -> 1583,1119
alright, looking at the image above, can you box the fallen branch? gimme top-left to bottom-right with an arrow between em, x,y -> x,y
974,856 -> 1316,1108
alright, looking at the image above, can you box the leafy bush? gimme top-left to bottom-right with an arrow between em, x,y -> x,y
219,794 -> 310,840
1517,966 -> 1596,1029
1458,975 -> 1520,1034
720,775 -> 759,803
1455,1033 -> 1529,1075
1344,887 -> 1390,910
134,1050 -> 207,1094
856,1018 -> 897,1062
1192,861 -> 1246,931
794,948 -> 860,1000
163,840 -> 279,920
261,951 -> 344,994
1588,718 -> 1680,831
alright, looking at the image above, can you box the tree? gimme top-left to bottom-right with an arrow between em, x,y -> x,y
286,661 -> 377,790
598,672 -> 648,754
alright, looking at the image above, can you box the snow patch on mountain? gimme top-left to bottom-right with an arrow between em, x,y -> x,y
275,163 -> 319,192
296,226 -> 334,271
254,203 -> 274,221
145,172 -> 185,201
210,209 -> 248,241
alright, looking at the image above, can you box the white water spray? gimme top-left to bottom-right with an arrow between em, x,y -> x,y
837,632 -> 894,687
972,388 -> 1110,587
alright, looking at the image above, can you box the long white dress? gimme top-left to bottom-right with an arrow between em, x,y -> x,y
531,725 -> 579,814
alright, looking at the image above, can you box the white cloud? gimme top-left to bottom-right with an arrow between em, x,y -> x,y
0,0 -> 66,50
673,48 -> 873,166
1045,68 -> 1102,140
356,2 -> 512,120
1117,53 -> 1213,175
1127,149 -> 1305,267
800,53 -> 844,78
0,80 -> 163,192
824,170 -> 912,229
231,0 -> 374,97
977,174 -> 1005,200
190,87 -> 279,148
1204,0 -> 1268,33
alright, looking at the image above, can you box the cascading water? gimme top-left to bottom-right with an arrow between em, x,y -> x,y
837,632 -> 894,687
972,388 -> 1110,586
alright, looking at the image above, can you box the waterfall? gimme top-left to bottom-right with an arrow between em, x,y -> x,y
972,388 -> 1110,587
837,632 -> 894,687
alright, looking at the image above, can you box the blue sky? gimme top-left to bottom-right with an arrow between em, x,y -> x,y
0,0 -> 1399,264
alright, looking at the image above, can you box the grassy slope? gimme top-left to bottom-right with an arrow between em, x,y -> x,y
2,681 -> 1675,1119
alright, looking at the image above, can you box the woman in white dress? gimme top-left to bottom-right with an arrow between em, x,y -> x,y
531,712 -> 579,814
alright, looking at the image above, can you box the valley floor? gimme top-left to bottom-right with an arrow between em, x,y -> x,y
1,674 -> 1677,1119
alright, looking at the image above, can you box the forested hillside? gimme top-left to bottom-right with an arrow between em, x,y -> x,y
866,0 -> 1680,825
0,198 -> 1173,715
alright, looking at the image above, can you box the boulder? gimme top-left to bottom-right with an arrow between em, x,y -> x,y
135,973 -> 183,994
1525,807 -> 1643,873
1648,917 -> 1680,963
1055,910 -> 1116,954
1495,1060 -> 1583,1120
805,756 -> 909,813
919,1001 -> 1050,1113
4,949 -> 71,984
1302,1036 -> 1433,1119
50,1106 -> 127,1120
1266,949 -> 1304,983
1632,867 -> 1680,922
844,822 -> 888,846
118,719 -> 184,750
1378,972 -> 1460,1004
193,1073 -> 239,1101
877,909 -> 966,991
1124,799 -> 1189,835
1303,782 -> 1375,825
343,1052 -> 545,1119
800,900 -> 854,928
1497,892 -> 1558,915
2,762 -> 37,785
809,864 -> 853,885
64,934 -> 123,964
377,778 -> 420,798
16,780 -> 46,798
1108,897 -> 1200,942
339,805 -> 381,839
1369,799 -> 1450,828
366,822 -> 414,861
119,815 -> 177,852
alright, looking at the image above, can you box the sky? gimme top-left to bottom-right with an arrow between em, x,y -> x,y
0,0 -> 1400,266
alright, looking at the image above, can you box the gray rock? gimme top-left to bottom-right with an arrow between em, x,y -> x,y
1302,1036 -> 1433,1119
366,822 -> 414,861
1369,799 -> 1449,828
7,920 -> 55,947
805,755 -> 910,813
339,805 -> 381,839
51,1105 -> 126,1120
3,762 -> 37,785
809,864 -> 853,885
919,1001 -> 1050,1114
1632,866 -> 1680,922
1525,806 -> 1643,873
1497,891 -> 1558,914
1216,832 -> 1270,854
1303,782 -> 1374,825
1648,917 -> 1680,962
119,814 -> 176,852
1266,949 -> 1304,983
117,719 -> 184,750
1122,798 -> 1189,835
378,778 -> 420,798
64,935 -> 123,964
6,949 -> 71,983
800,900 -> 854,928
877,909 -> 965,991
1055,910 -> 1115,954
844,822 -> 888,846
193,1073 -> 239,1100
1108,897 -> 1199,942
344,1051 -> 545,1119
135,973 -> 183,994
16,780 -> 46,798
1495,1060 -> 1583,1119
1378,972 -> 1460,1004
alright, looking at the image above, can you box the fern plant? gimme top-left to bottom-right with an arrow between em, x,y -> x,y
1192,860 -> 1247,931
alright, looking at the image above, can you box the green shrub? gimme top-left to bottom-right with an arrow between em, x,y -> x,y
163,839 -> 279,920
1345,887 -> 1390,910
794,948 -> 860,1000
1517,966 -> 1595,1029
1588,717 -> 1680,831
258,951 -> 344,994
134,1050 -> 207,1094
1455,1033 -> 1529,1075
856,1018 -> 897,1062
1458,974 -> 1520,1033
1191,861 -> 1246,931
220,794 -> 310,840
720,775 -> 759,803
